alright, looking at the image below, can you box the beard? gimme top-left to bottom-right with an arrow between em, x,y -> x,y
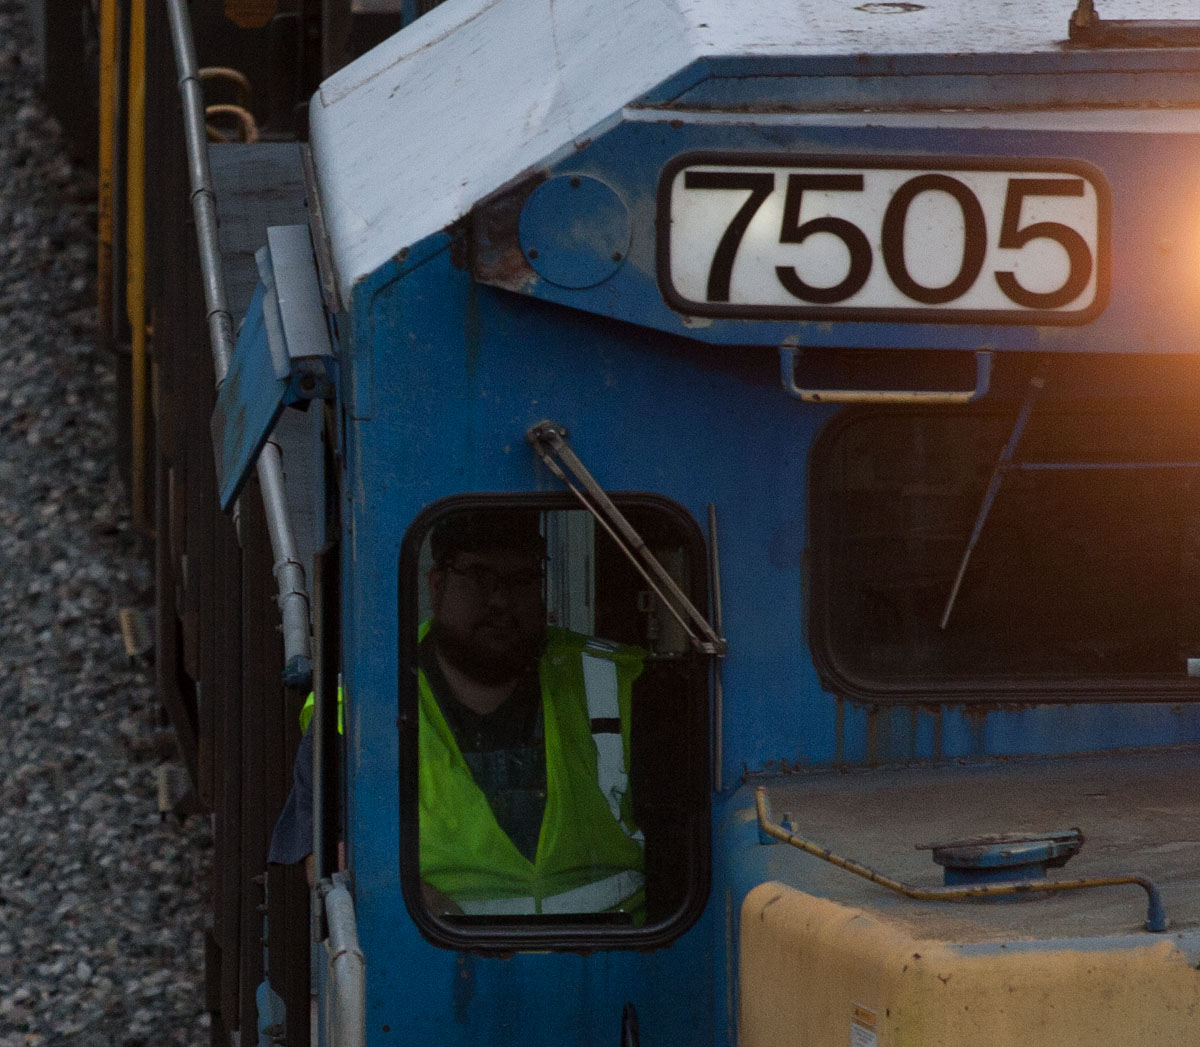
431,616 -> 546,685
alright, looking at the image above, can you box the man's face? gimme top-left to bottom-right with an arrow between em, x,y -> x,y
428,546 -> 546,684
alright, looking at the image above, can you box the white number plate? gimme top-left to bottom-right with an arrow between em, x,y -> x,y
658,154 -> 1110,324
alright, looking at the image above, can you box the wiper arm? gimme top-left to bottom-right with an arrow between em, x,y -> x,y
526,421 -> 727,657
940,374 -> 1044,630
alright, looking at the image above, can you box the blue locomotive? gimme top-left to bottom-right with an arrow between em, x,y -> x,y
87,0 -> 1200,1042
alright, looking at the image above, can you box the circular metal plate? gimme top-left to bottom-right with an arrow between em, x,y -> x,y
518,175 -> 631,289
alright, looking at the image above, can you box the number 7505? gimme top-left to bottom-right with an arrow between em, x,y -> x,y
668,163 -> 1106,317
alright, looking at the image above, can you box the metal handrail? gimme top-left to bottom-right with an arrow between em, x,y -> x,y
165,0 -> 314,686
198,66 -> 253,110
204,104 -> 260,144
780,347 -> 993,405
321,874 -> 366,1047
755,787 -> 1168,932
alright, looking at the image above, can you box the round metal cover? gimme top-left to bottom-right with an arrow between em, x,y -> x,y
918,829 -> 1083,884
518,175 -> 631,289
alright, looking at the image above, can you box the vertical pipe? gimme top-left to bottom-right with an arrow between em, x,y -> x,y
258,440 -> 315,684
125,0 -> 148,533
97,0 -> 118,353
311,541 -> 341,935
321,877 -> 365,1047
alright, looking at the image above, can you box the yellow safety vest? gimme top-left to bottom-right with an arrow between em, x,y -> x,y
299,628 -> 647,916
298,686 -> 342,734
419,626 -> 647,917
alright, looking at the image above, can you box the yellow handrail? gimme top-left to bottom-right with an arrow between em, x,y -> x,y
205,104 -> 260,144
125,0 -> 150,535
754,787 -> 1168,932
198,66 -> 253,109
96,0 -> 118,352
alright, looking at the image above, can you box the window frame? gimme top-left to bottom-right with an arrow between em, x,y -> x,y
397,491 -> 712,953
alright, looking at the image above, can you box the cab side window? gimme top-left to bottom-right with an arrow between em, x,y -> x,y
401,499 -> 709,949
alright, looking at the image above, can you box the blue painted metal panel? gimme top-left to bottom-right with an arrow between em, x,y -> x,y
341,250 -> 733,1047
211,280 -> 290,511
667,71 -> 1200,112
473,117 -> 1200,355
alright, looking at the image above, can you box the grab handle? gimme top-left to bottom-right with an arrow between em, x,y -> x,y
780,347 -> 992,404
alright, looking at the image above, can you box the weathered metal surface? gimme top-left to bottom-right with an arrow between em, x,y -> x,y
518,175 -> 630,289
210,143 -> 307,315
756,789 -> 1163,927
750,749 -> 1200,942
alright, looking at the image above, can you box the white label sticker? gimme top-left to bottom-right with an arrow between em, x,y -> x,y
850,1004 -> 878,1047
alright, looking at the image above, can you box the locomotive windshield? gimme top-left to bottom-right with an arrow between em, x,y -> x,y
400,500 -> 710,946
812,402 -> 1200,699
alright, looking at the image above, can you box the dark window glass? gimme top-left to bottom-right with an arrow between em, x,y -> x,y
812,406 -> 1200,698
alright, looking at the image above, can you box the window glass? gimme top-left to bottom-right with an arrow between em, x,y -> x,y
401,500 -> 709,946
812,406 -> 1200,695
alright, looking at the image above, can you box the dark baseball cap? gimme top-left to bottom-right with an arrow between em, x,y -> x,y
429,509 -> 547,567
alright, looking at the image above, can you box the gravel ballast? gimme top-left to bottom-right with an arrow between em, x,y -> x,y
0,3 -> 212,1044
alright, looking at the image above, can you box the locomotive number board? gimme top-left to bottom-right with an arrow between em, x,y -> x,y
657,154 -> 1110,325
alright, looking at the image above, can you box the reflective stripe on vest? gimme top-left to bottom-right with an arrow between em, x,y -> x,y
457,868 -> 644,916
582,642 -> 642,844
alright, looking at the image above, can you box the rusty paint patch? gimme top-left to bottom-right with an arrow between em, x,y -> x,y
469,174 -> 544,291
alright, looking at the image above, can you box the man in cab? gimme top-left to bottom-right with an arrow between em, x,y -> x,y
270,510 -> 647,919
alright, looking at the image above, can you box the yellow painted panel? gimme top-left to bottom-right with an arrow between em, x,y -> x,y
741,882 -> 1200,1047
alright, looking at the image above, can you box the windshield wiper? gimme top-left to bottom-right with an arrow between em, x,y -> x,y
526,421 -> 727,657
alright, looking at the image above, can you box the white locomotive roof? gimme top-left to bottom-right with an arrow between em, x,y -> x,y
308,0 -> 1194,305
